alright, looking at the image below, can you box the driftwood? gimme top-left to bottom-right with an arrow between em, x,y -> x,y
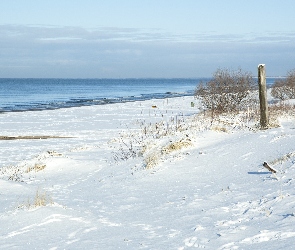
263,162 -> 276,173
0,135 -> 72,140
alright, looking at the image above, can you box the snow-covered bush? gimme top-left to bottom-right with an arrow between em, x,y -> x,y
271,69 -> 295,100
195,68 -> 256,115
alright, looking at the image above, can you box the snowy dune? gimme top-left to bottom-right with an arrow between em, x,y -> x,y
1,96 -> 295,249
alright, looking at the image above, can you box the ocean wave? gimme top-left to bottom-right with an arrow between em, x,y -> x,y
0,91 -> 194,113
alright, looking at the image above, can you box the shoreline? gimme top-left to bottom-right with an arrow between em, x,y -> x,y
0,92 -> 194,114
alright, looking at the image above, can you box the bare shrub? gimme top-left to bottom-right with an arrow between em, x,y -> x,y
285,69 -> 295,98
271,79 -> 289,101
271,69 -> 295,100
268,102 -> 295,127
195,68 -> 256,115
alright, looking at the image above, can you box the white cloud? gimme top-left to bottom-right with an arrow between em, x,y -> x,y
0,25 -> 294,78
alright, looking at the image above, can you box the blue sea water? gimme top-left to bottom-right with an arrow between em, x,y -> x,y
0,78 -> 204,113
0,78 -> 277,113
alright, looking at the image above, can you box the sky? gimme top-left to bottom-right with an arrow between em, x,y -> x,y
0,0 -> 295,78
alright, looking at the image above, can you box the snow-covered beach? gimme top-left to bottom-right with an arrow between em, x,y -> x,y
1,95 -> 295,249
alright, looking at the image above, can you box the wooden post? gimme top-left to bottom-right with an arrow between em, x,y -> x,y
258,64 -> 269,129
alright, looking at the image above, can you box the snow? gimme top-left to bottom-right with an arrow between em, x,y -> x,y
1,96 -> 295,249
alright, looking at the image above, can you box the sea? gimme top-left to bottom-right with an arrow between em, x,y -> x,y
0,78 -> 277,113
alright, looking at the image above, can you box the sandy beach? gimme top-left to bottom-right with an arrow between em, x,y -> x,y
1,96 -> 295,249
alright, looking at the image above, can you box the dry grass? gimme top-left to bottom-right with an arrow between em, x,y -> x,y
25,163 -> 46,173
143,138 -> 192,169
0,163 -> 46,182
161,138 -> 192,154
269,151 -> 295,166
144,152 -> 161,169
0,150 -> 63,182
18,189 -> 53,209
211,126 -> 228,133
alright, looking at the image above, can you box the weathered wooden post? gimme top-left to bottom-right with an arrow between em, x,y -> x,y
258,64 -> 269,129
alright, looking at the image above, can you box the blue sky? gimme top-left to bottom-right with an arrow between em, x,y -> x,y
0,0 -> 295,78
